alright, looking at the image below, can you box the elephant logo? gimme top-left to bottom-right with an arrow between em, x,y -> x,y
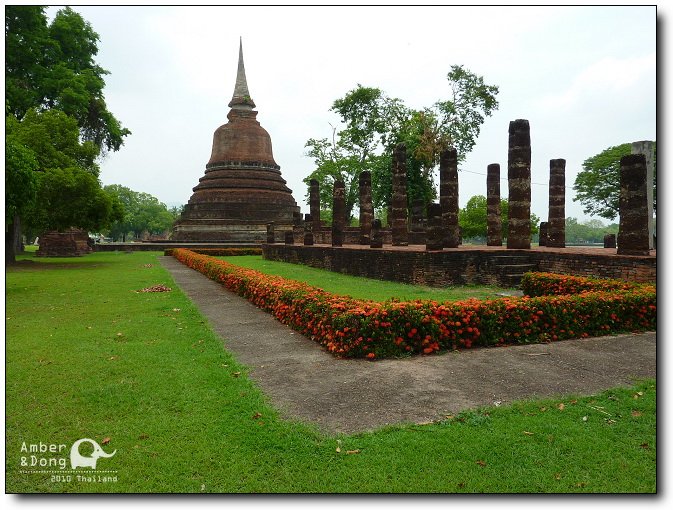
70,438 -> 116,469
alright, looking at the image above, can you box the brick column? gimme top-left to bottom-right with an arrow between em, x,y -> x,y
425,203 -> 443,251
284,230 -> 294,245
292,211 -> 303,245
617,154 -> 650,255
507,119 -> 531,249
391,143 -> 409,246
370,219 -> 383,248
266,222 -> 275,244
303,214 -> 314,245
440,148 -> 460,248
309,179 -> 321,239
538,222 -> 548,246
359,171 -> 374,245
631,141 -> 655,249
332,180 -> 346,247
409,198 -> 426,244
604,234 -> 616,249
547,158 -> 566,248
486,163 -> 502,246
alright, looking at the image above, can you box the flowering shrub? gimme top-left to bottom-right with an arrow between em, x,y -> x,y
172,249 -> 656,359
164,248 -> 262,257
520,272 -> 654,297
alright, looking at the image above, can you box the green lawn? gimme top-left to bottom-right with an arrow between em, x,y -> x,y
218,255 -> 514,302
5,251 -> 656,493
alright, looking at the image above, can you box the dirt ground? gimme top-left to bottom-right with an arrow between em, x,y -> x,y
160,256 -> 656,435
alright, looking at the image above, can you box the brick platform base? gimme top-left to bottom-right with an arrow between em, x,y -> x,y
262,244 -> 656,287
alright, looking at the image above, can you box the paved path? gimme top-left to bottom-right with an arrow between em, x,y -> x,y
160,256 -> 656,435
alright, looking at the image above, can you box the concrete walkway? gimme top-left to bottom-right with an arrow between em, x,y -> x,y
160,256 -> 656,435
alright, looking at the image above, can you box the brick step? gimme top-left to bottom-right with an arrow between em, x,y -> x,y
496,263 -> 535,272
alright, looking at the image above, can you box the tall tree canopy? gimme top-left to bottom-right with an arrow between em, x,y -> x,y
573,142 -> 656,221
5,6 -> 130,261
303,66 -> 499,223
5,6 -> 130,153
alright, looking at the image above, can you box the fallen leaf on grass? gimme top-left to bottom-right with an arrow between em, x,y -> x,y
640,443 -> 650,449
138,434 -> 149,440
582,416 -> 588,422
522,431 -> 534,436
554,473 -> 562,480
631,410 -> 642,417
252,412 -> 262,420
101,437 -> 111,445
475,460 -> 486,467
336,447 -> 341,453
557,403 -> 565,411
346,450 -> 361,455
108,356 -> 118,361
232,372 -> 241,378
633,391 -> 644,399
138,284 -> 172,293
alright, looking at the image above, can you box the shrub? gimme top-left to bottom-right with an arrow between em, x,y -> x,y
164,247 -> 262,257
173,249 -> 656,359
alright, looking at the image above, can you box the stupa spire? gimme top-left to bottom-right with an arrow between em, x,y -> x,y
228,37 -> 256,110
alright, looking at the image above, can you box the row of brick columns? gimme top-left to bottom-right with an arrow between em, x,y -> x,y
281,121 -> 652,255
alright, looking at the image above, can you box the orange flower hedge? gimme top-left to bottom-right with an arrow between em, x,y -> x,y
164,247 -> 262,257
520,271 -> 654,297
172,249 -> 656,359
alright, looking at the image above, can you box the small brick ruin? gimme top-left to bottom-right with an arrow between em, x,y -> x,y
36,229 -> 92,257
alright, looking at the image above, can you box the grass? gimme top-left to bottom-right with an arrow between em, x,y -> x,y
5,250 -> 656,493
217,255 -> 514,302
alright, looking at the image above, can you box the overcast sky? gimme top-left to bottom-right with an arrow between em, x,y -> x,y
45,3 -> 657,224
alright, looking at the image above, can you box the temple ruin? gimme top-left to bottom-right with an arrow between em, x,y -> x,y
173,39 -> 299,243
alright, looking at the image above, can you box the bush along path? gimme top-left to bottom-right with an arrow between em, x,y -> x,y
171,249 -> 656,359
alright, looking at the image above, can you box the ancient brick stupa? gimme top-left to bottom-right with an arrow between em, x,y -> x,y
173,39 -> 299,242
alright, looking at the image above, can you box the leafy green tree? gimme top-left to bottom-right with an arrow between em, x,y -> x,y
304,68 -> 498,222
565,217 -> 618,244
459,195 -> 539,242
29,167 -> 121,234
5,138 -> 39,262
5,6 -> 130,260
5,6 -> 131,152
104,185 -> 175,241
574,143 -> 656,221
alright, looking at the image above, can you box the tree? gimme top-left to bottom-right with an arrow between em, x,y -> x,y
573,143 -> 656,221
303,68 -> 498,222
565,217 -> 618,244
29,167 -> 121,234
5,6 -> 131,153
5,6 -> 130,260
459,195 -> 539,242
104,185 -> 175,241
5,138 -> 39,263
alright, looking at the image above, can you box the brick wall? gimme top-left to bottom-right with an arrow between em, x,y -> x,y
262,245 -> 656,287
